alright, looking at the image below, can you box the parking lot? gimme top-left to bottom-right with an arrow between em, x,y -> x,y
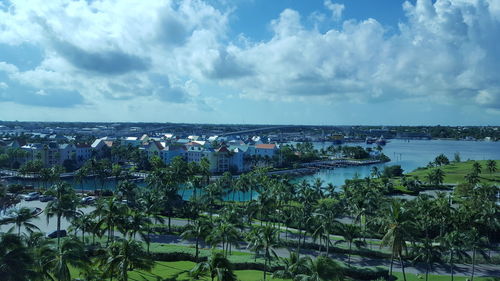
0,198 -> 95,235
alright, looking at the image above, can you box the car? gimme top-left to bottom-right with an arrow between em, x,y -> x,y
24,192 -> 40,201
81,196 -> 95,205
39,195 -> 55,202
47,230 -> 67,239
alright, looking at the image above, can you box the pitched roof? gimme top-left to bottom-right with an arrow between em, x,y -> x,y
216,146 -> 230,153
255,144 -> 277,149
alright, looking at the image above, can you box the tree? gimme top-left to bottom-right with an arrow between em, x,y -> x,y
246,225 -> 280,280
370,166 -> 381,178
273,252 -> 309,279
411,237 -> 442,281
182,217 -> 212,260
464,228 -> 490,281
207,220 -> 240,257
101,239 -> 154,281
335,223 -> 364,266
465,172 -> 480,186
95,198 -> 129,244
7,207 -> 40,236
190,251 -> 237,281
486,160 -> 497,174
69,212 -> 94,244
380,201 -> 412,281
441,231 -> 468,281
40,238 -> 89,281
294,256 -> 343,281
434,154 -> 450,166
45,182 -> 79,247
0,233 -> 37,281
433,168 -> 445,186
472,161 -> 482,175
138,189 -> 165,253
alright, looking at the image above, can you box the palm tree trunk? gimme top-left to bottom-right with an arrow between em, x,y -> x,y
348,241 -> 352,265
450,251 -> 454,281
326,232 -> 330,256
263,255 -> 268,281
57,214 -> 62,247
389,252 -> 394,277
471,247 -> 476,281
399,254 -> 407,281
195,236 -> 199,260
425,262 -> 429,281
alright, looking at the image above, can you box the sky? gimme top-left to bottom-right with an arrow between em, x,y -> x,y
0,0 -> 499,125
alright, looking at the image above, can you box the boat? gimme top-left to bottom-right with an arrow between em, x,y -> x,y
376,135 -> 387,146
365,137 -> 376,144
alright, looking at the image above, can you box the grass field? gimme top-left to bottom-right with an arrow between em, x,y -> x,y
71,260 -> 289,281
392,272 -> 500,281
408,160 -> 500,185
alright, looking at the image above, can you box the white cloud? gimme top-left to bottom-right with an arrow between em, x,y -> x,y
324,0 -> 345,21
216,0 -> 500,112
0,0 -> 499,117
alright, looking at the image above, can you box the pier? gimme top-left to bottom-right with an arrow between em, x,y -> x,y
300,159 -> 382,169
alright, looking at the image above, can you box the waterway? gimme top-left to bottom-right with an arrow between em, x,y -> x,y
297,139 -> 500,186
4,140 -> 500,199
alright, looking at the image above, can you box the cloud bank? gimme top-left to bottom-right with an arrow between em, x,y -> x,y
0,0 -> 499,120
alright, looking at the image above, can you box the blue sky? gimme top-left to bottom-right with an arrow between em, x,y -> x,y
0,0 -> 499,125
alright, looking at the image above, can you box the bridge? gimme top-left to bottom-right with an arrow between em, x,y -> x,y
219,125 -> 303,136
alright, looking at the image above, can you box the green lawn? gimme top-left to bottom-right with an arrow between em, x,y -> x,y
408,160 -> 500,185
392,272 -> 500,281
71,260 -> 289,281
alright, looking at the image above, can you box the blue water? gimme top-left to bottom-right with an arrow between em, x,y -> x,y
8,140 -> 500,198
297,139 -> 500,186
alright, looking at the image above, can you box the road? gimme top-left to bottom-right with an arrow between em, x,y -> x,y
1,200 -> 499,278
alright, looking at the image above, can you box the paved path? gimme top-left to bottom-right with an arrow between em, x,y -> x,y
2,201 -> 499,278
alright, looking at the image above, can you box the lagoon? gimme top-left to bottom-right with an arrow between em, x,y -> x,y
298,139 -> 500,186
6,140 -> 500,199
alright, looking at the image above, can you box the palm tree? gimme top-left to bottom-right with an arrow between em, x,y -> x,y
95,198 -> 129,244
101,238 -> 154,281
273,251 -> 309,279
39,238 -> 89,281
465,172 -> 480,186
335,223 -> 364,266
370,166 -> 381,178
472,161 -> 482,175
69,211 -> 95,243
294,255 -> 343,281
441,231 -> 468,281
74,166 -> 88,195
486,160 -> 497,174
465,228 -> 489,281
45,182 -> 79,247
433,168 -> 445,186
190,251 -> 237,281
380,201 -> 412,281
181,217 -> 212,260
7,207 -> 40,236
246,225 -> 280,280
138,189 -> 165,253
411,237 -> 442,281
0,233 -> 37,281
207,220 -> 240,257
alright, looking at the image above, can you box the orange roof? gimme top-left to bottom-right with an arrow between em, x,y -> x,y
256,144 -> 276,149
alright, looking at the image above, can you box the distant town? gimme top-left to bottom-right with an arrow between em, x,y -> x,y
0,121 -> 498,175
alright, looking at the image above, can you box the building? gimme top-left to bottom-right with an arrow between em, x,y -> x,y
255,143 -> 278,158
